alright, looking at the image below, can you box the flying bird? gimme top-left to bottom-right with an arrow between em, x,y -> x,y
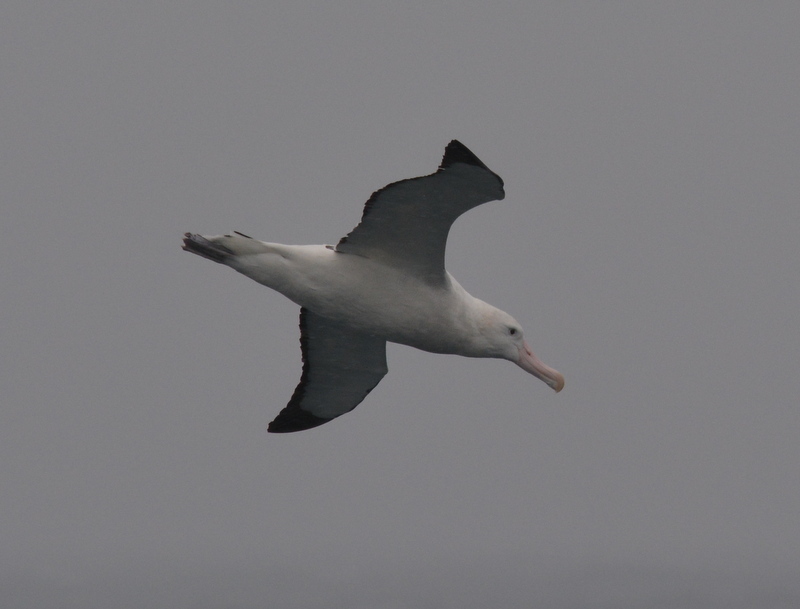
183,140 -> 564,432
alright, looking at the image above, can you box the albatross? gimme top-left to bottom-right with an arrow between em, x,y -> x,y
183,140 -> 564,432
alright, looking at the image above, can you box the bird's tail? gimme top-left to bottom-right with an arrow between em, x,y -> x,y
182,232 -> 270,264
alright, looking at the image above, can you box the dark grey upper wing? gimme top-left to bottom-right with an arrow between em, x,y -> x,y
268,309 -> 388,433
335,140 -> 505,283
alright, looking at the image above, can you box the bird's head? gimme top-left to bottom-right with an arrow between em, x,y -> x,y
477,306 -> 564,393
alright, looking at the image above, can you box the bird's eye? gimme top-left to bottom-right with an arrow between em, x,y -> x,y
509,328 -> 517,335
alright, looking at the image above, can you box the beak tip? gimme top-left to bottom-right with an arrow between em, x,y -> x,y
517,343 -> 564,394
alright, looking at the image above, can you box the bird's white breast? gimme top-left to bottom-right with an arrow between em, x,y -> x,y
231,243 -> 476,353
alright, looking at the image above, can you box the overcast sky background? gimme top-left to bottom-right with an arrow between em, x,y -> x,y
2,2 -> 799,607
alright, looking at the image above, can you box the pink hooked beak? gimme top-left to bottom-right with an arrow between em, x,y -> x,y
517,340 -> 564,392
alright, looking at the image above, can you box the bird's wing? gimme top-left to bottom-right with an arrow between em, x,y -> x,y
335,140 -> 505,284
268,308 -> 388,433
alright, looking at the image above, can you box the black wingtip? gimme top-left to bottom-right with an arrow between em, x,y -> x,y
439,140 -> 504,191
267,409 -> 331,433
439,140 -> 491,171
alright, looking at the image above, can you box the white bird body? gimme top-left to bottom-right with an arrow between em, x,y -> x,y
183,141 -> 563,432
221,239 -> 481,354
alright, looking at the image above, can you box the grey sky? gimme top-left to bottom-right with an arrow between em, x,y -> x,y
2,1 -> 799,607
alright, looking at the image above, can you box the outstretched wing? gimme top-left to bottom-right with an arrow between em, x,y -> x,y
335,140 -> 505,284
268,309 -> 388,433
